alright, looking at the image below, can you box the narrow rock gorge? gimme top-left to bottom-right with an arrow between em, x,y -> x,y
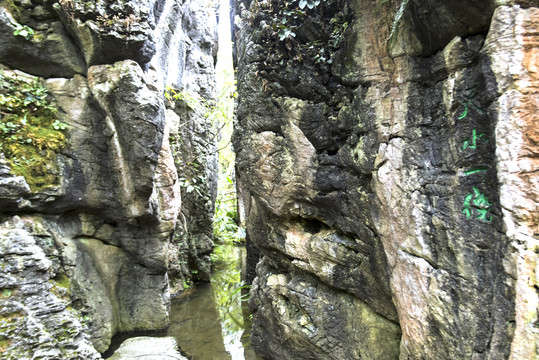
233,0 -> 538,359
0,0 -> 537,359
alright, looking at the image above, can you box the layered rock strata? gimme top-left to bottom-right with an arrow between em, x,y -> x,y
0,0 -> 217,356
233,0 -> 538,359
0,217 -> 100,360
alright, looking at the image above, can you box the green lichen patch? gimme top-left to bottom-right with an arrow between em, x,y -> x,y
50,273 -> 71,301
0,311 -> 24,325
0,288 -> 12,298
0,335 -> 12,355
0,70 -> 67,191
0,308 -> 25,341
52,273 -> 71,290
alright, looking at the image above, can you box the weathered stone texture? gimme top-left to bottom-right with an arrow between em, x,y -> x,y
165,0 -> 219,288
0,0 -> 218,356
484,5 -> 539,359
52,0 -> 157,67
0,2 -> 86,77
0,217 -> 100,360
234,0 -> 537,359
107,336 -> 187,360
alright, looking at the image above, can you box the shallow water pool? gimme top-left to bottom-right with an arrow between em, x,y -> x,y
167,244 -> 262,360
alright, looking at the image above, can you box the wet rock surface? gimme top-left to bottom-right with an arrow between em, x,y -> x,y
234,0 -> 538,359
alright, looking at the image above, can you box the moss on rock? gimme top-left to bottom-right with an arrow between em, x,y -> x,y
0,69 -> 67,191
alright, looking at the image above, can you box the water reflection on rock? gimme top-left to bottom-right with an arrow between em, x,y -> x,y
169,284 -> 231,359
168,244 -> 261,360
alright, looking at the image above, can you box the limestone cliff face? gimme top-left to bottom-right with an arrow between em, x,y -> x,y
234,0 -> 538,359
0,0 -> 217,356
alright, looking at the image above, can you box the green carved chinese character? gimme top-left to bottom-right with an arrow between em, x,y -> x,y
464,168 -> 488,176
462,187 -> 493,222
462,193 -> 473,219
462,129 -> 487,150
456,87 -> 485,120
476,208 -> 493,222
458,104 -> 469,120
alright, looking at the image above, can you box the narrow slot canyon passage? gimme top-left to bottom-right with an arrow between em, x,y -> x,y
107,0 -> 259,358
159,1 -> 262,358
0,0 -> 537,360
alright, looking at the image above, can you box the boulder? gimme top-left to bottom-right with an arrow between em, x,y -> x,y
0,0 -> 219,355
106,336 -> 187,360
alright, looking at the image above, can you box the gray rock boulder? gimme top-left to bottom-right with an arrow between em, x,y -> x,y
164,0 -> 219,288
0,154 -> 30,208
106,336 -> 187,360
0,5 -> 86,78
52,0 -> 156,67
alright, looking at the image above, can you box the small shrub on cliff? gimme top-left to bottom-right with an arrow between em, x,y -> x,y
0,70 -> 67,190
385,0 -> 409,45
299,0 -> 321,9
241,0 -> 350,79
12,23 -> 34,40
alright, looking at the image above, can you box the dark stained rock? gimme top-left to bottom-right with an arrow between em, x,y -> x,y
52,0 -> 157,68
0,4 -> 86,78
234,0 -> 537,359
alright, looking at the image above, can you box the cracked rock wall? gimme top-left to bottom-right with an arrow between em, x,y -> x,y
233,0 -> 538,359
0,0 -> 217,356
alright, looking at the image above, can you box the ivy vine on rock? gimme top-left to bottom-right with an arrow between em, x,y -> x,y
12,23 -> 34,40
243,0 -> 350,70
